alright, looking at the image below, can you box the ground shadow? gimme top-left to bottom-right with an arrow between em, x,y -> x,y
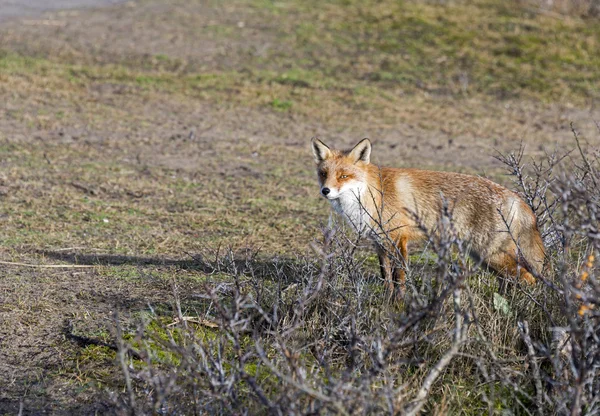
37,249 -> 210,270
36,249 -> 313,285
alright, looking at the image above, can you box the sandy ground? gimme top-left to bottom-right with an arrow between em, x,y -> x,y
0,0 -> 126,21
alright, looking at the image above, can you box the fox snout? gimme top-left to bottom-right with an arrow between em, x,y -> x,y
320,186 -> 340,199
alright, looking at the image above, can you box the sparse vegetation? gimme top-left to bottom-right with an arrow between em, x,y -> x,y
0,0 -> 599,414
112,131 -> 600,414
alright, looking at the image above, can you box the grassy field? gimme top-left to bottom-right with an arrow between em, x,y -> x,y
0,0 -> 599,413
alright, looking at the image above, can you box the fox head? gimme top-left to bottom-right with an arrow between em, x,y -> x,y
311,137 -> 371,200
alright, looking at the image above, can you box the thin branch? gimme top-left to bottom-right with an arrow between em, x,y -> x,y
519,321 -> 544,416
403,322 -> 468,416
0,260 -> 96,268
571,122 -> 598,188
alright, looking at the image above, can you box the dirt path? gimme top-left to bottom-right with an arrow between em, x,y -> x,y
0,0 -> 126,21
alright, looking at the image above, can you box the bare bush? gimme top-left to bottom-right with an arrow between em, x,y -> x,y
113,125 -> 599,415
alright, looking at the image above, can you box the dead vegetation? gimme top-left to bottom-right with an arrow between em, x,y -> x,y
0,0 -> 599,413
112,128 -> 600,414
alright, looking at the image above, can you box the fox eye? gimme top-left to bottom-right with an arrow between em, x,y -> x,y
319,171 -> 327,177
340,174 -> 348,179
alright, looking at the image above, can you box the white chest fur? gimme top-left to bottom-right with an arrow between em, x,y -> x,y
329,187 -> 370,234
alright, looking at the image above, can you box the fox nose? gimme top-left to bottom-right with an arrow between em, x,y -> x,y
321,187 -> 330,196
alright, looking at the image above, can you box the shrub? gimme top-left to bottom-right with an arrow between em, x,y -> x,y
113,125 -> 599,415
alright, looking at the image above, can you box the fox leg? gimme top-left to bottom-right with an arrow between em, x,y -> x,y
392,237 -> 408,291
377,247 -> 394,294
487,250 -> 536,285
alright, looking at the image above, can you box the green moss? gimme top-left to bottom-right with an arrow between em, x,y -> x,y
80,345 -> 116,363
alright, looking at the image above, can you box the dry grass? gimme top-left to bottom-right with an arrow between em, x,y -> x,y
112,132 -> 600,414
0,0 -> 599,413
519,0 -> 600,17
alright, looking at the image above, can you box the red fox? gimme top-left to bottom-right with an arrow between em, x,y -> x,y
311,137 -> 545,295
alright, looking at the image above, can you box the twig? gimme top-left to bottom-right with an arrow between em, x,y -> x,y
403,322 -> 467,416
22,19 -> 67,27
0,260 -> 95,268
71,181 -> 98,195
255,342 -> 349,416
519,321 -> 544,416
403,284 -> 468,416
571,122 -> 598,188
114,312 -> 137,414
167,316 -> 219,328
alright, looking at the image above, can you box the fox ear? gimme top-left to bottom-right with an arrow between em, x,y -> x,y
311,137 -> 331,163
349,138 -> 371,164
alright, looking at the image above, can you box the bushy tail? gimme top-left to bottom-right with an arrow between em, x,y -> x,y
519,219 -> 546,276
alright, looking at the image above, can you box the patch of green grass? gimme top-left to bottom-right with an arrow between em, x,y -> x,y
153,54 -> 170,62
269,98 -> 293,111
0,50 -> 47,73
3,0 -> 597,115
102,266 -> 144,282
79,345 -> 116,364
2,0 -> 598,116
250,0 -> 600,103
134,74 -> 173,87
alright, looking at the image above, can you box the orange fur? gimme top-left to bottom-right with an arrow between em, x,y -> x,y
312,138 -> 545,298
